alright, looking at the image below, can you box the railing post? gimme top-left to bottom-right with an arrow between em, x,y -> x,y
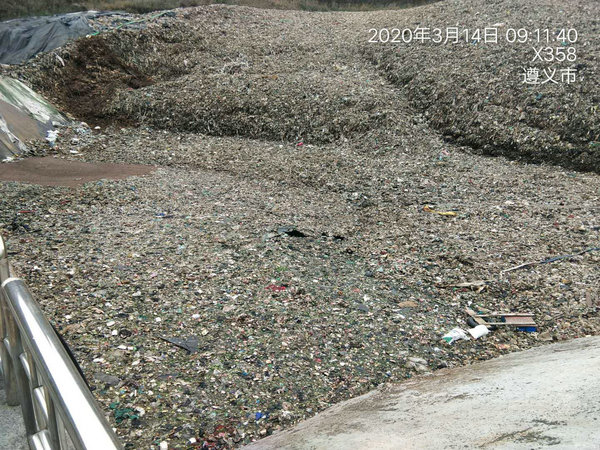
0,235 -> 9,280
1,237 -> 19,407
9,320 -> 37,435
3,277 -> 123,449
1,291 -> 19,406
1,234 -> 122,450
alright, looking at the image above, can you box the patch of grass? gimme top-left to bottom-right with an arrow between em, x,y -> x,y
1,0 -> 82,20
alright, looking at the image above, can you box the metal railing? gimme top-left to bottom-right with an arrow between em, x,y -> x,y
0,236 -> 123,450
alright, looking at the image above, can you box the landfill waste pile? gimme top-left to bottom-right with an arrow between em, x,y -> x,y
0,0 -> 599,448
7,0 -> 597,171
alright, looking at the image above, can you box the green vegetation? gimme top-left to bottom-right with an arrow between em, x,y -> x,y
1,0 -> 438,21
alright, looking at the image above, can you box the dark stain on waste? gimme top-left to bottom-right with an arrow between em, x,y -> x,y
32,36 -> 153,127
277,226 -> 308,238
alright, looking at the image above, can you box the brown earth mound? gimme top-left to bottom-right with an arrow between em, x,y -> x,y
31,37 -> 153,127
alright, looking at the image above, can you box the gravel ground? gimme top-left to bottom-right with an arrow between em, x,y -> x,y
1,0 -> 599,448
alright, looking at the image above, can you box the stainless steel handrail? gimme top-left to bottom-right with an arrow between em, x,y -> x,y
0,236 -> 122,450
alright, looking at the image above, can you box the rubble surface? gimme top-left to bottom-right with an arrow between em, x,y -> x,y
0,0 -> 599,448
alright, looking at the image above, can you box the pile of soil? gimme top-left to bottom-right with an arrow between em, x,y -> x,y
0,156 -> 155,186
25,37 -> 153,127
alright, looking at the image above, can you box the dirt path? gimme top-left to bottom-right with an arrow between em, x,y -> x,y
0,157 -> 155,186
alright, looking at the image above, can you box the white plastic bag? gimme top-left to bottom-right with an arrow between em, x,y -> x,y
468,325 -> 490,339
442,327 -> 470,344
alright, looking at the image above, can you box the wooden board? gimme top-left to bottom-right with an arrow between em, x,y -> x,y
465,308 -> 536,327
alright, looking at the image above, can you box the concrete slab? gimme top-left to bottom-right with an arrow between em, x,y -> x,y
246,337 -> 600,449
0,373 -> 28,450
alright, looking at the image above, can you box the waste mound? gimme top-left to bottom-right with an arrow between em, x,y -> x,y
9,1 -> 600,172
362,0 -> 599,172
18,8 -> 404,145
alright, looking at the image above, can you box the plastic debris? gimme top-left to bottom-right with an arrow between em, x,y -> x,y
442,328 -> 470,344
160,336 -> 199,353
265,284 -> 286,292
502,248 -> 600,273
277,226 -> 308,238
423,205 -> 457,217
468,325 -> 490,339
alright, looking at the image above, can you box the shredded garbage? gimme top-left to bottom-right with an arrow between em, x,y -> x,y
0,0 -> 598,448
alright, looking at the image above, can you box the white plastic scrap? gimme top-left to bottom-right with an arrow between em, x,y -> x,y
468,324 -> 490,339
46,129 -> 59,147
442,327 -> 470,344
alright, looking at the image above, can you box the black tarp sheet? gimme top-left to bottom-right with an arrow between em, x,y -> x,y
0,12 -> 93,64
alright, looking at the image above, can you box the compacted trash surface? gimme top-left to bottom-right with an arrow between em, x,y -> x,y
0,0 -> 598,448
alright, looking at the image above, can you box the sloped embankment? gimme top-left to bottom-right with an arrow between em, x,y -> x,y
0,76 -> 69,160
13,0 -> 600,170
19,8 -> 399,145
362,0 -> 599,172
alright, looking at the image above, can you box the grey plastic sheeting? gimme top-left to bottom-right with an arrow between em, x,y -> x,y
0,12 -> 93,65
0,76 -> 69,160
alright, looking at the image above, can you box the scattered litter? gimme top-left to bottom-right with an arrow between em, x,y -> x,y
423,205 -> 457,217
441,280 -> 490,292
46,130 -> 59,147
266,284 -> 286,292
466,308 -> 537,330
397,300 -> 419,308
502,248 -> 600,274
356,303 -> 370,313
109,402 -> 139,424
468,325 -> 490,339
516,326 -> 537,333
94,372 -> 122,387
442,328 -> 470,344
160,336 -> 199,354
277,226 -> 308,238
